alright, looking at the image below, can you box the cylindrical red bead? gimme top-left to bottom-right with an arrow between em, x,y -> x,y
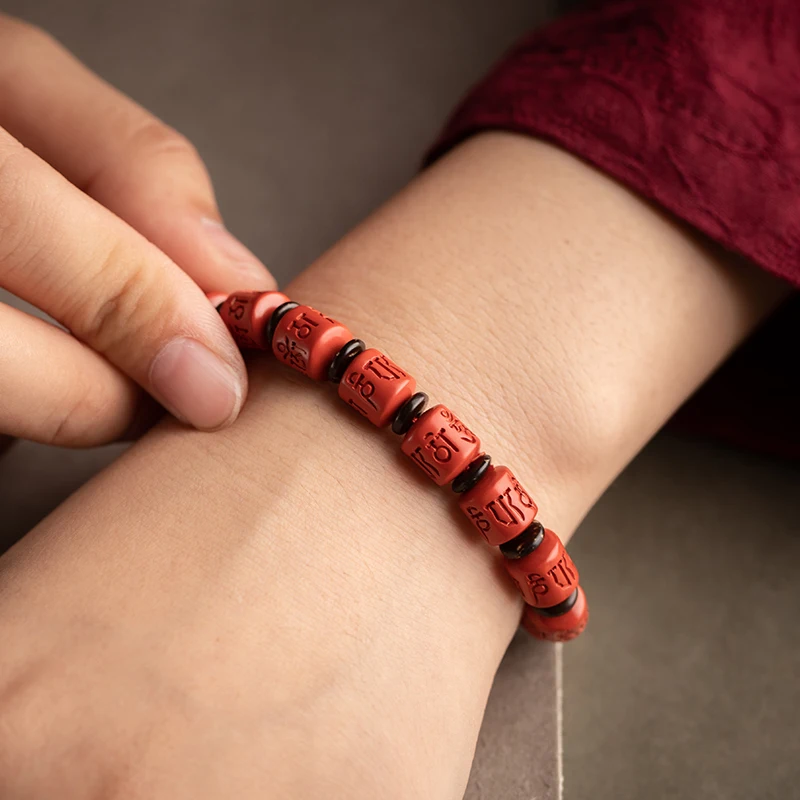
272,305 -> 352,380
458,465 -> 538,545
401,404 -> 481,485
504,528 -> 579,608
338,348 -> 415,426
219,291 -> 290,349
522,586 -> 589,642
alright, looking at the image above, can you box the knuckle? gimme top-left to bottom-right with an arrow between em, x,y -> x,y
65,241 -> 171,354
84,119 -> 209,201
129,119 -> 202,164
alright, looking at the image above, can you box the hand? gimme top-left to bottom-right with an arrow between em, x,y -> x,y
0,14 -> 276,445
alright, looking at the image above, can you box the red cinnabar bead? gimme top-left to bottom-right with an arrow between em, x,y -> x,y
339,348 -> 415,426
401,404 -> 481,486
458,465 -> 538,545
272,305 -> 352,380
503,528 -> 579,608
522,586 -> 589,642
219,291 -> 290,349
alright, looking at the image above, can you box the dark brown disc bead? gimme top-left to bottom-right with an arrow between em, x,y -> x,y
451,454 -> 491,494
391,392 -> 428,435
532,588 -> 580,618
499,521 -> 545,560
327,339 -> 366,383
266,301 -> 299,347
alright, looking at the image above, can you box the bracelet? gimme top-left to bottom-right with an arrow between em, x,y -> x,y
207,289 -> 589,642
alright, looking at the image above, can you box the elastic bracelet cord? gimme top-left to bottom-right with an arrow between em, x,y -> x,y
207,290 -> 589,642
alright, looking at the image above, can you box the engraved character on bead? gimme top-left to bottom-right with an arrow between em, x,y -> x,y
288,310 -> 321,339
338,348 -> 416,427
524,573 -> 549,603
275,335 -> 309,371
439,407 -> 478,444
344,370 -> 378,416
546,552 -> 577,591
363,353 -> 406,381
457,465 -> 538,545
220,290 -> 290,350
465,505 -> 490,533
401,404 -> 482,486
505,527 -> 579,607
272,304 -> 353,380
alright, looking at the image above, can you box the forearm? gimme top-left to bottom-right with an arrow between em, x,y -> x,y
0,133 -> 786,798
292,133 -> 786,522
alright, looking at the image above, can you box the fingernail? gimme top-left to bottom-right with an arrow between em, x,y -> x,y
149,338 -> 242,430
201,217 -> 274,285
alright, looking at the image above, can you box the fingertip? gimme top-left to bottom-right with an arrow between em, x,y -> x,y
149,337 -> 246,431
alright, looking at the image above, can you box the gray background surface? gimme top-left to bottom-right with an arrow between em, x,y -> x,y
1,2 -> 797,798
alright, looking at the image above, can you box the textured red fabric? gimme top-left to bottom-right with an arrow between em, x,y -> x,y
428,0 -> 800,460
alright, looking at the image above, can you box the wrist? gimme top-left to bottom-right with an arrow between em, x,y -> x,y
284,132 -> 786,534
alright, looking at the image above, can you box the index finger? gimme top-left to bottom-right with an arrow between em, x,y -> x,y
0,128 -> 248,431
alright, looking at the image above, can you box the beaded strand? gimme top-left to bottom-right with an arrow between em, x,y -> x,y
209,290 -> 589,642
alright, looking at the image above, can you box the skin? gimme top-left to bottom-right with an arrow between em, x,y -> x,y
0,14 -> 276,443
0,133 -> 788,799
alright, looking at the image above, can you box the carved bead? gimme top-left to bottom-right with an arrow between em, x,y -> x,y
458,465 -> 538,545
504,527 -> 579,608
402,404 -> 481,486
219,291 -> 290,349
339,348 -> 415,426
272,305 -> 352,380
522,586 -> 589,642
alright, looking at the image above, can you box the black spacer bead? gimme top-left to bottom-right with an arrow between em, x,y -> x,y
499,521 -> 545,560
391,392 -> 429,435
266,301 -> 299,347
532,588 -> 579,618
327,339 -> 366,383
451,454 -> 492,494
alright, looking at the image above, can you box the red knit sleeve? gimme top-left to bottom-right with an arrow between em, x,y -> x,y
430,0 -> 800,287
428,0 -> 800,459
